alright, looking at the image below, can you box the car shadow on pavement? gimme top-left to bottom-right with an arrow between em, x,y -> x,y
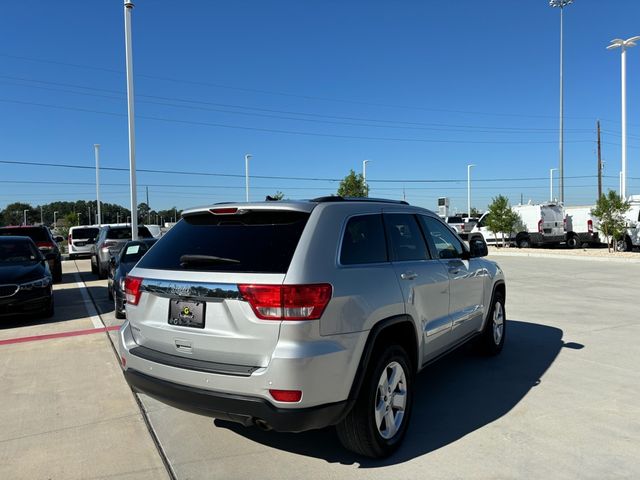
215,319 -> 576,467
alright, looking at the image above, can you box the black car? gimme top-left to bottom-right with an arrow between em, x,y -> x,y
0,236 -> 54,318
0,226 -> 63,283
108,239 -> 157,319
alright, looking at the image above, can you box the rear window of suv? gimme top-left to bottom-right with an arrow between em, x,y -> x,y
136,210 -> 310,273
106,227 -> 152,240
0,227 -> 50,242
71,227 -> 99,239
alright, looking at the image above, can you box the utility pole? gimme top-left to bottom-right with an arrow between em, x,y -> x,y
124,0 -> 139,240
597,120 -> 602,200
40,206 -> 43,225
146,185 -> 150,224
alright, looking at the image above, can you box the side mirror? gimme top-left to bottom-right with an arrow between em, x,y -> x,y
54,235 -> 64,243
469,237 -> 488,258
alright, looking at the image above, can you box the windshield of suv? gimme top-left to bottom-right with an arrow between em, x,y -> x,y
136,210 -> 309,273
0,227 -> 49,242
0,239 -> 41,264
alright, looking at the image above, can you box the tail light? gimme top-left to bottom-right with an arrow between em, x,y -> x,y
269,389 -> 302,402
538,219 -> 543,233
68,233 -> 72,243
587,219 -> 593,233
125,276 -> 143,306
238,284 -> 332,320
36,241 -> 55,250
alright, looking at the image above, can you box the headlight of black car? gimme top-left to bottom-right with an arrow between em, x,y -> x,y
19,277 -> 52,291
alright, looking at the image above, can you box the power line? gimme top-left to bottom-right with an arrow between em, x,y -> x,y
0,52 -> 605,121
0,75 -> 596,135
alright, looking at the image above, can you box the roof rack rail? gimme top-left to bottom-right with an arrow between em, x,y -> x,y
311,196 -> 409,205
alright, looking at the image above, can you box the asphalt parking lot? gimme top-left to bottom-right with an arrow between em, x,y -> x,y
1,255 -> 639,479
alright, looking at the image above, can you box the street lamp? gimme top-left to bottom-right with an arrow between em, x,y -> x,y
467,164 -> 475,217
77,213 -> 81,226
53,211 -> 58,227
549,0 -> 574,203
94,144 -> 102,226
549,168 -> 558,202
245,154 -> 252,202
362,160 -> 371,197
23,209 -> 28,226
607,35 -> 640,200
124,0 -> 138,240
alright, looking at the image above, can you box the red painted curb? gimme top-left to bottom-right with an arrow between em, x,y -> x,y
0,325 -> 121,346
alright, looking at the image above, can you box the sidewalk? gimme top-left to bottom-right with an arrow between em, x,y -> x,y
0,261 -> 168,480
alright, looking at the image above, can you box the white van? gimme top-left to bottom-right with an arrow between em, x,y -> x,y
68,225 -> 100,259
564,205 -> 601,248
469,203 -> 565,248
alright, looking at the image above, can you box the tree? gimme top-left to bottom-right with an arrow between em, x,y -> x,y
1,202 -> 35,226
470,207 -> 481,218
337,169 -> 368,197
266,191 -> 285,201
485,195 -> 520,247
591,190 -> 630,252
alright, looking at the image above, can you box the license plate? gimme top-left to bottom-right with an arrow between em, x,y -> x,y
168,299 -> 205,328
76,242 -> 86,247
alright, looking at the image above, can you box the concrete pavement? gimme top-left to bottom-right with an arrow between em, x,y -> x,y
0,260 -> 169,480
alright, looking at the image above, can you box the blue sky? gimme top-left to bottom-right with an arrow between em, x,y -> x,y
1,0 -> 639,214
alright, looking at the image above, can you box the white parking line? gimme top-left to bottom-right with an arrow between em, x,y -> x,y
73,272 -> 104,329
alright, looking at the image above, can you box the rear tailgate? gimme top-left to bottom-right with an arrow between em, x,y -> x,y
126,207 -> 311,369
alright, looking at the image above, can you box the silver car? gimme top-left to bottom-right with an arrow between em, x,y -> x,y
119,197 -> 506,458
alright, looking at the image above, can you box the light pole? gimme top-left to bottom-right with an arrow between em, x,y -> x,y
467,164 -> 475,217
124,0 -> 138,240
245,154 -> 252,202
94,144 -> 102,226
23,209 -> 28,226
607,36 -> 640,200
550,0 -> 573,203
53,211 -> 58,227
362,160 -> 371,197
549,168 -> 558,202
77,213 -> 81,226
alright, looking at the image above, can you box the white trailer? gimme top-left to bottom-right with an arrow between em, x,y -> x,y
469,202 -> 565,248
618,195 -> 640,251
564,205 -> 601,248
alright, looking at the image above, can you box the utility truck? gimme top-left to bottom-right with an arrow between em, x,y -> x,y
617,195 -> 640,251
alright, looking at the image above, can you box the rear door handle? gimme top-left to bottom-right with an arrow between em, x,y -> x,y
400,271 -> 418,280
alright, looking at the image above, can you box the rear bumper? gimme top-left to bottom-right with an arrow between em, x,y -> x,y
124,368 -> 348,432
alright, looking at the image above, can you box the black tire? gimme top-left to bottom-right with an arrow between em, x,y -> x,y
516,234 -> 531,249
97,262 -> 107,279
477,290 -> 506,356
91,256 -> 98,274
43,296 -> 55,318
337,345 -> 413,458
53,263 -> 63,283
114,295 -> 126,319
69,254 -> 76,260
615,237 -> 631,252
566,234 -> 580,249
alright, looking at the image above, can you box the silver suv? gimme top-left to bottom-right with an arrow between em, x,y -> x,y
119,197 -> 506,458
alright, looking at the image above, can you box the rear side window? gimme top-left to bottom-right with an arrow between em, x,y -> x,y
71,228 -> 99,239
106,227 -> 152,240
447,217 -> 464,224
137,210 -> 309,273
340,214 -> 387,265
385,214 -> 430,262
0,227 -> 49,242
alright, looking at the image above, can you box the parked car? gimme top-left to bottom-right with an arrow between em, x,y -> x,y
0,226 -> 62,282
91,225 -> 153,279
118,197 -> 506,458
444,216 -> 465,236
68,226 -> 100,259
0,236 -> 54,318
108,238 -> 157,319
564,206 -> 600,248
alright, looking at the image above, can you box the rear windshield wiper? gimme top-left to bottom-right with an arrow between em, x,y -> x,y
180,254 -> 240,268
